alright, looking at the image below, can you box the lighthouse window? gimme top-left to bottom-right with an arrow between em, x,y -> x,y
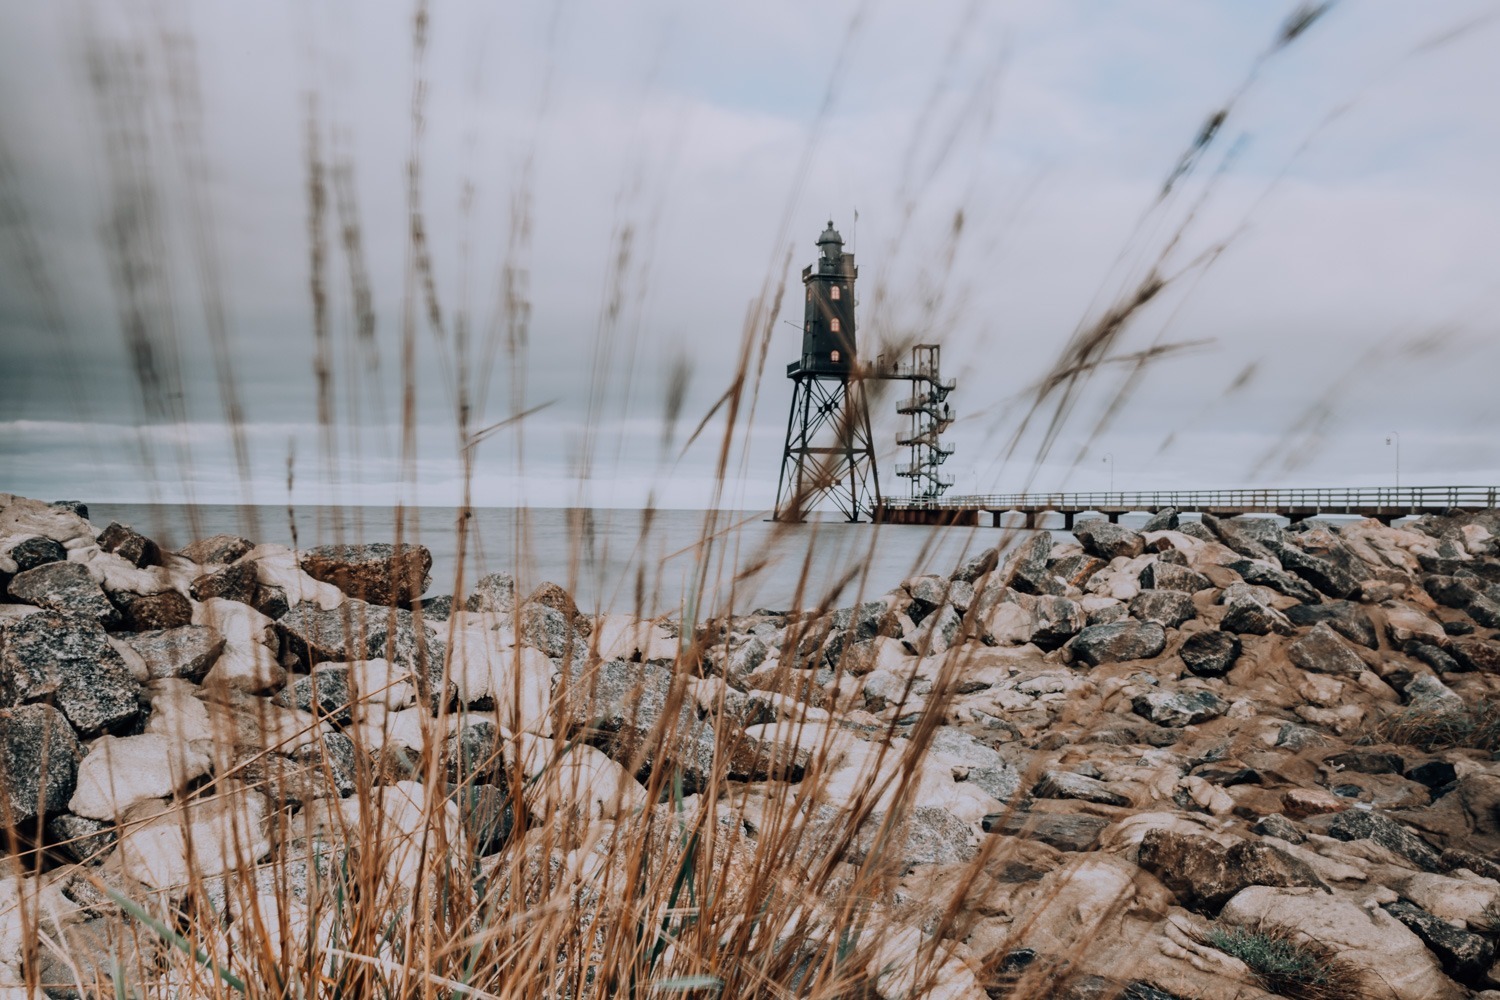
830,318 -> 840,332
831,285 -> 841,300
831,350 -> 840,362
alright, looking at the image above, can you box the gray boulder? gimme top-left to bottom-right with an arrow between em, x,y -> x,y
1282,600 -> 1377,648
1,703 -> 84,823
952,547 -> 998,584
1138,561 -> 1212,594
9,536 -> 66,572
1004,533 -> 1055,595
1287,622 -> 1366,677
1034,769 -> 1129,807
189,560 -> 258,604
1048,553 -> 1107,591
1073,520 -> 1145,560
0,612 -> 141,735
46,814 -> 116,863
1064,620 -> 1166,667
1138,829 -> 1325,914
1328,810 -> 1442,872
116,590 -> 194,631
563,658 -> 719,791
927,728 -> 1021,803
1179,630 -> 1240,677
1132,689 -> 1227,727
1227,560 -> 1323,605
178,533 -> 252,565
277,601 -> 443,693
1204,516 -> 1278,561
1271,541 -> 1361,599
121,625 -> 224,681
1384,900 -> 1494,984
7,561 -> 119,628
1219,585 -> 1293,636
1128,590 -> 1195,628
465,572 -> 517,614
516,602 -> 589,666
1141,508 -> 1180,532
274,667 -> 354,725
1028,595 -> 1086,650
902,603 -> 964,656
982,810 -> 1109,852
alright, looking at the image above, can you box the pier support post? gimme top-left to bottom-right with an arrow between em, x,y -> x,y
1062,511 -> 1074,531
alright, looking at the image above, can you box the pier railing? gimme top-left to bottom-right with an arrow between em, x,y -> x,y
875,485 -> 1500,513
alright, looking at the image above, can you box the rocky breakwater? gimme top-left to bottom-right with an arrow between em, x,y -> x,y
5,492 -> 1500,997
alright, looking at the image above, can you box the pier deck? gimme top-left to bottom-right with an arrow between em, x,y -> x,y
872,486 -> 1500,528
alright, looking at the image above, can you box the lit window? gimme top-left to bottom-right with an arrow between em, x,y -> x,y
830,318 -> 840,332
804,322 -> 810,332
831,285 -> 841,300
831,350 -> 841,362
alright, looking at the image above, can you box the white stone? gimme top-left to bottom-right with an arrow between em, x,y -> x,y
743,720 -> 854,772
338,781 -> 464,890
868,922 -> 987,1000
241,544 -> 345,610
107,634 -> 150,682
981,600 -> 1034,645
193,598 -> 276,647
144,680 -> 216,746
510,733 -> 649,821
590,614 -> 679,661
354,706 -> 457,754
0,496 -> 94,548
337,658 -> 416,709
116,789 -> 271,892
69,733 -> 214,819
447,626 -> 554,733
1382,603 -> 1447,646
0,874 -> 79,986
1297,673 -> 1345,707
69,547 -> 172,597
1392,871 -> 1500,930
202,639 -> 285,693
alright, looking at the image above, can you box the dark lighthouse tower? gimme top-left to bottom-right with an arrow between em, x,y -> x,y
773,221 -> 880,522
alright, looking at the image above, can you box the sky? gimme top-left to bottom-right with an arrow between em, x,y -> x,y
1,0 -> 1498,509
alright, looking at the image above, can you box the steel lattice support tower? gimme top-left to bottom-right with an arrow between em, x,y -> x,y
894,345 -> 955,499
775,372 -> 880,522
774,221 -> 880,522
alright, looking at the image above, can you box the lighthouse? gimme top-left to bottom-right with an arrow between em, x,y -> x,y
773,221 -> 880,522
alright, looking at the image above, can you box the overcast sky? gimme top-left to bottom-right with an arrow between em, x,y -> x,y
1,1 -> 1498,509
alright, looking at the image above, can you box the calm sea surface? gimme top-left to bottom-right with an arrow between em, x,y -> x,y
90,504 -> 1044,616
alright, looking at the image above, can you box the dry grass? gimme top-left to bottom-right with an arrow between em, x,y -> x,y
1206,924 -> 1368,1000
1362,699 -> 1500,753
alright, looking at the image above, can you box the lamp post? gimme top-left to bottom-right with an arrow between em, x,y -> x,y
1386,432 -> 1401,494
1103,453 -> 1114,495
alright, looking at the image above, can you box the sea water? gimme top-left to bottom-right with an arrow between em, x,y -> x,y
88,504 -> 1024,616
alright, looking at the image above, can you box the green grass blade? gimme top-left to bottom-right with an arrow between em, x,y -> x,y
105,887 -> 247,993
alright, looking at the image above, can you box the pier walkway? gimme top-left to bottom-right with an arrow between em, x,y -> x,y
871,486 -> 1500,528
